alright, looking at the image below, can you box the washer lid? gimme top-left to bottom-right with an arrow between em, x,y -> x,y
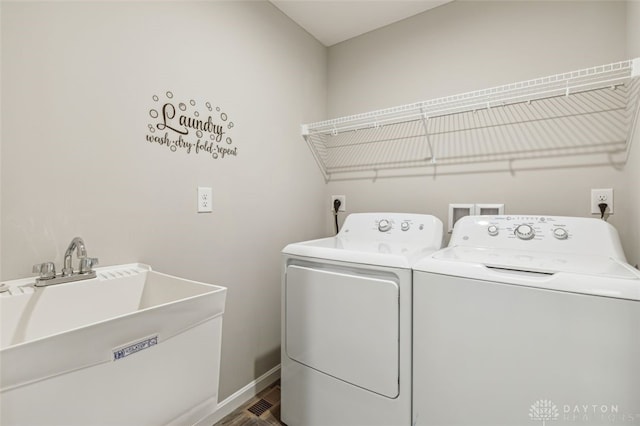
415,246 -> 640,301
283,213 -> 444,268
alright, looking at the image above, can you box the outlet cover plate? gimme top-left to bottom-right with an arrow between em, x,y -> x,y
331,195 -> 346,212
198,187 -> 212,213
590,188 -> 613,214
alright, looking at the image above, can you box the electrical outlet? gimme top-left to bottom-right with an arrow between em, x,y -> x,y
331,195 -> 346,212
198,187 -> 212,213
590,188 -> 613,215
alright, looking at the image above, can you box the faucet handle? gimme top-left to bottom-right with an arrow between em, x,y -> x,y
79,257 -> 99,274
33,262 -> 56,280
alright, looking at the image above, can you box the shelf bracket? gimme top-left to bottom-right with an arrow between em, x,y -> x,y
420,109 -> 436,164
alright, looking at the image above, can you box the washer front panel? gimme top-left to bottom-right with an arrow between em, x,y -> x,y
413,271 -> 640,426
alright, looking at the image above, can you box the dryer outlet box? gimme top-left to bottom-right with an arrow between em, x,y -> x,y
331,195 -> 346,212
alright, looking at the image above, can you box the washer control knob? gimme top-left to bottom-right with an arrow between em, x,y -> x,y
514,224 -> 535,240
553,227 -> 568,240
378,219 -> 392,232
487,225 -> 499,236
401,221 -> 410,231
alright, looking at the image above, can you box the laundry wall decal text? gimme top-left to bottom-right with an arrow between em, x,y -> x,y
146,91 -> 237,160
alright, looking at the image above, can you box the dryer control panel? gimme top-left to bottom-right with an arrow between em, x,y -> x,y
339,213 -> 444,245
449,215 -> 626,261
375,217 -> 419,234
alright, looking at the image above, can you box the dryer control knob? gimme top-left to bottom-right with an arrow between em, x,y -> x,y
553,227 -> 568,240
514,224 -> 535,240
487,225 -> 499,236
378,219 -> 392,232
401,221 -> 410,231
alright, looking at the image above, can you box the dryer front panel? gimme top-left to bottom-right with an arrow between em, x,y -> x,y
285,265 -> 400,398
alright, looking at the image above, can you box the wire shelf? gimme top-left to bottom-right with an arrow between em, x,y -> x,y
302,59 -> 640,180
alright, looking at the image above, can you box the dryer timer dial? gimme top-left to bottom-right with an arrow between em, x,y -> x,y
378,219 -> 392,232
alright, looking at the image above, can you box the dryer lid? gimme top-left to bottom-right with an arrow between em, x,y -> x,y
282,213 -> 444,268
283,236 -> 439,268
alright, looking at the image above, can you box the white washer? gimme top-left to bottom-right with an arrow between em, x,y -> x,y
413,215 -> 640,426
281,213 -> 443,426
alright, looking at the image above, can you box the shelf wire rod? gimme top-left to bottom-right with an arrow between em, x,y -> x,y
511,103 -> 534,153
548,97 -> 585,148
573,91 -> 626,136
320,103 -> 625,146
536,95 -> 578,146
324,131 -> 435,150
623,80 -> 640,161
304,60 -> 635,131
312,80 -> 633,140
501,103 -> 526,153
532,101 -> 563,151
304,134 -> 330,181
566,106 -> 609,149
585,89 -> 628,130
313,89 -> 592,135
531,98 -> 573,150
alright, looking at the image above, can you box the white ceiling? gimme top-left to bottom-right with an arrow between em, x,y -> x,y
270,0 -> 452,47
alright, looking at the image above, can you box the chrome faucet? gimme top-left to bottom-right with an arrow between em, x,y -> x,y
63,237 -> 88,276
32,237 -> 99,287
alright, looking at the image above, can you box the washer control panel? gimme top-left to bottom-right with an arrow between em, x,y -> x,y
485,219 -> 565,240
450,215 -> 626,261
477,215 -> 571,242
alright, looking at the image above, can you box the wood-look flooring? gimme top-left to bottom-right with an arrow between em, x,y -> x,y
214,381 -> 285,426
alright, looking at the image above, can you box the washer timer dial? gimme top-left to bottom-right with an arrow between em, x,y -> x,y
514,224 -> 535,240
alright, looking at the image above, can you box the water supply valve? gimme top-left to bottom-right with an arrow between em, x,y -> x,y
79,257 -> 99,274
33,262 -> 56,280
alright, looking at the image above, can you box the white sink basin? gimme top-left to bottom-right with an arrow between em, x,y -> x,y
0,263 -> 227,426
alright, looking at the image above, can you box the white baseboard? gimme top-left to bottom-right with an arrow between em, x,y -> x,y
195,364 -> 281,426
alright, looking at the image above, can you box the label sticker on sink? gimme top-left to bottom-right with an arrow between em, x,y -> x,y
113,335 -> 158,361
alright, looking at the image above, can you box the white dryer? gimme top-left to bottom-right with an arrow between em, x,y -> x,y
413,215 -> 640,426
281,213 -> 443,426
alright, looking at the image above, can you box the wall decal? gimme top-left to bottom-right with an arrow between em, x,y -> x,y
146,91 -> 237,160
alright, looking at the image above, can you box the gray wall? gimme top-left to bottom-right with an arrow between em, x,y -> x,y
325,1 -> 637,258
2,0 -> 639,406
625,1 -> 640,266
0,1 -> 327,400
